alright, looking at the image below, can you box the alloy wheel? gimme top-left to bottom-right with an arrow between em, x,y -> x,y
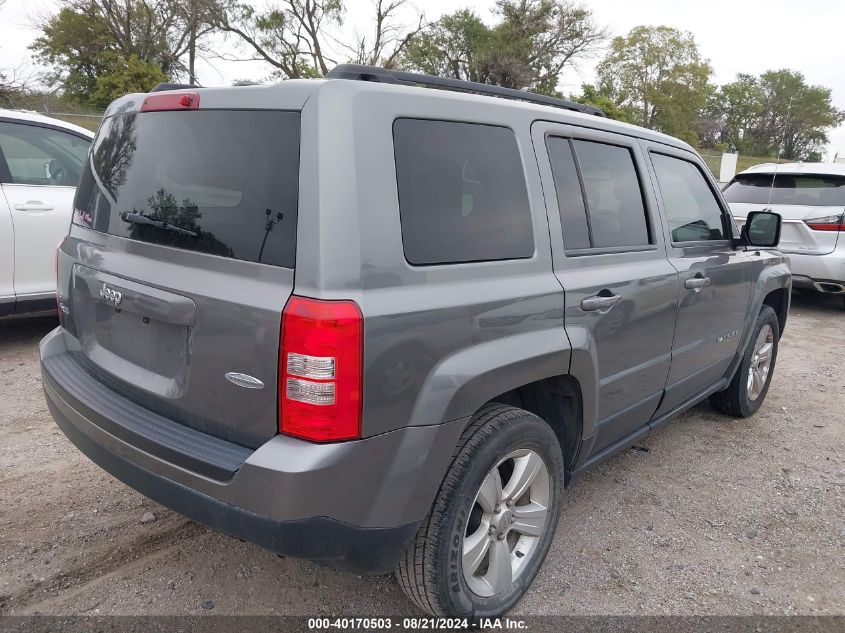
747,324 -> 774,401
462,449 -> 551,597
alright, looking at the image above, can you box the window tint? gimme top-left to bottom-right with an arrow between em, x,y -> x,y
723,173 -> 845,206
50,131 -> 91,165
73,110 -> 300,268
0,122 -> 90,186
547,137 -> 590,250
393,119 -> 534,265
651,153 -> 726,242
572,140 -> 650,248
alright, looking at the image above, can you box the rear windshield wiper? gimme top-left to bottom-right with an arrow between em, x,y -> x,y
121,212 -> 199,238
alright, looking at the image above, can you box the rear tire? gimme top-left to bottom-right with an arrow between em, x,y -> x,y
710,306 -> 780,418
396,404 -> 564,618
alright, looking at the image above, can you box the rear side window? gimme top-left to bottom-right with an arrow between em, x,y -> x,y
573,140 -> 650,249
723,173 -> 845,206
651,153 -> 726,242
546,137 -> 590,250
73,110 -> 300,268
393,119 -> 534,265
547,137 -> 650,250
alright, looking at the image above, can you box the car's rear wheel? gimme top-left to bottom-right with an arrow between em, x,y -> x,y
710,305 -> 780,417
396,404 -> 563,618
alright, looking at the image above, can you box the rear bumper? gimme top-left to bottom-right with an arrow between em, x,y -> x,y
40,327 -> 465,574
786,249 -> 845,290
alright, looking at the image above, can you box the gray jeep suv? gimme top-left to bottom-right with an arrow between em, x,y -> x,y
41,65 -> 790,617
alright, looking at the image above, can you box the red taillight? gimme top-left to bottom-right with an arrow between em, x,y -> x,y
279,296 -> 363,442
140,92 -> 200,112
805,214 -> 845,231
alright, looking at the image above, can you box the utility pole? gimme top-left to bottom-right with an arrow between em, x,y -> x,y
189,0 -> 198,84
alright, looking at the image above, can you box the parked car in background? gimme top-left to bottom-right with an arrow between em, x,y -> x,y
0,109 -> 93,317
41,65 -> 789,618
724,163 -> 845,308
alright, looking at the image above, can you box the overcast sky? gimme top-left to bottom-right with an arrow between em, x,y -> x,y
2,0 -> 844,158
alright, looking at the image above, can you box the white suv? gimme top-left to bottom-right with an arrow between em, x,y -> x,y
725,162 -> 845,307
0,109 -> 93,316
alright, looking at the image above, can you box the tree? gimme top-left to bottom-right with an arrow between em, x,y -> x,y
210,0 -> 342,78
80,0 -> 219,77
701,70 -> 844,159
751,70 -> 844,160
341,0 -> 425,68
177,0 -> 226,83
493,0 -> 607,92
572,84 -> 634,122
597,26 -> 713,144
31,6 -> 115,102
212,0 -> 423,78
402,0 -> 606,94
93,54 -> 169,107
400,9 -> 491,82
703,73 -> 764,151
0,63 -> 37,107
31,0 -> 222,104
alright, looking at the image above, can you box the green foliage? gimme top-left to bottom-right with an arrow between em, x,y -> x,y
701,70 -> 844,160
29,0 -> 221,106
31,3 -> 174,106
712,73 -> 764,150
31,7 -> 115,103
93,55 -> 169,108
597,25 -> 713,145
20,2 -> 844,160
401,0 -> 606,94
401,10 -> 492,82
572,84 -> 635,122
213,0 -> 344,79
753,70 -> 844,160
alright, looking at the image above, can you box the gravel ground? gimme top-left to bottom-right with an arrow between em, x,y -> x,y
0,292 -> 843,617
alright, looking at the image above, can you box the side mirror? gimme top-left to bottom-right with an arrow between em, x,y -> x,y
741,211 -> 781,248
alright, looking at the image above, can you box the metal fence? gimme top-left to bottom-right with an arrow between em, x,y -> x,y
700,154 -> 721,179
41,111 -> 102,133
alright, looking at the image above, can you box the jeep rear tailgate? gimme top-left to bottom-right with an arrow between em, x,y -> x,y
62,105 -> 301,448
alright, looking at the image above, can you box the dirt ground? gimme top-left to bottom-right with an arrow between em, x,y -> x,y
0,292 -> 842,617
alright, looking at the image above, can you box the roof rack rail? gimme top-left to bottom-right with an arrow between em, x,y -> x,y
150,82 -> 201,93
325,64 -> 605,117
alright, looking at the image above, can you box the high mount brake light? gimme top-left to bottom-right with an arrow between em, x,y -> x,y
279,296 -> 363,442
140,92 -> 200,112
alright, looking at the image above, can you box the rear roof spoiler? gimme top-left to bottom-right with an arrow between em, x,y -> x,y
150,82 -> 202,93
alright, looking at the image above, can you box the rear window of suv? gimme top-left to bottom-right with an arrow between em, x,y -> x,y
393,119 -> 534,265
73,110 -> 300,268
723,173 -> 845,206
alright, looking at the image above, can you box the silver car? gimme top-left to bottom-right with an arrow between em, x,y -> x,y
725,162 -> 845,307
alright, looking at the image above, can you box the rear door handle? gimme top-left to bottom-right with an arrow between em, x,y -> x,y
684,276 -> 711,291
581,293 -> 622,311
14,201 -> 54,212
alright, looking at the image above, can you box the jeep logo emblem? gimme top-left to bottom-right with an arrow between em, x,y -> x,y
99,282 -> 123,306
